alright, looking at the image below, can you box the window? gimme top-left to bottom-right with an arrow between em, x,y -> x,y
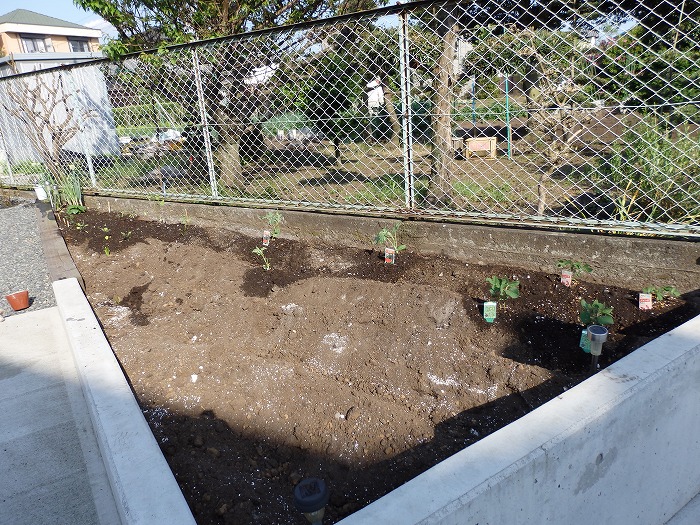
68,38 -> 90,53
20,35 -> 53,53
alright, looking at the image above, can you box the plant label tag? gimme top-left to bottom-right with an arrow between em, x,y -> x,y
561,270 -> 573,287
483,301 -> 497,323
639,293 -> 652,310
384,247 -> 396,264
262,230 -> 271,246
579,329 -> 591,353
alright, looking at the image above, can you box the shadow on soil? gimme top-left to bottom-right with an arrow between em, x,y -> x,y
143,376 -> 572,525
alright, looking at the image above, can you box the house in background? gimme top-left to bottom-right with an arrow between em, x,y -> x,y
0,9 -> 102,77
0,9 -> 118,183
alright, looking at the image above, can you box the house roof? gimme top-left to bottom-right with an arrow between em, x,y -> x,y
0,9 -> 91,31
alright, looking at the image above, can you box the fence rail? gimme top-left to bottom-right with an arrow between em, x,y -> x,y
0,0 -> 698,236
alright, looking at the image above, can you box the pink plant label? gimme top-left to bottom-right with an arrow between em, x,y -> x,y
384,247 -> 396,264
561,270 -> 573,287
483,301 -> 497,323
262,230 -> 271,246
639,293 -> 652,310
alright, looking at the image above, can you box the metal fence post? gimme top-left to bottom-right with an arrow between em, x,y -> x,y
399,9 -> 416,209
64,70 -> 97,187
192,49 -> 219,199
0,103 -> 15,185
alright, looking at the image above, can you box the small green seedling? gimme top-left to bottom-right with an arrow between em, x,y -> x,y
486,276 -> 520,301
252,246 -> 271,271
74,222 -> 86,230
103,245 -> 111,256
180,209 -> 190,234
263,211 -> 283,239
100,226 -> 110,233
375,222 -> 406,253
120,230 -> 132,242
557,259 -> 592,279
579,299 -> 614,326
642,285 -> 680,303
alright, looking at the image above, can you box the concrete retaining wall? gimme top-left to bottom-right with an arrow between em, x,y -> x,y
84,196 -> 700,293
53,278 -> 196,525
338,314 -> 700,525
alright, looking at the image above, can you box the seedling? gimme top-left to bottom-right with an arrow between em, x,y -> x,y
642,285 -> 680,303
120,230 -> 132,242
180,209 -> 190,234
485,276 -> 520,301
375,222 -> 406,264
579,299 -> 614,326
262,211 -> 283,239
101,226 -> 110,233
557,259 -> 592,285
74,222 -> 86,231
252,246 -> 271,271
103,245 -> 111,256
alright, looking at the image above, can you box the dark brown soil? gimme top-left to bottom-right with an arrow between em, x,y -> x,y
58,210 -> 699,525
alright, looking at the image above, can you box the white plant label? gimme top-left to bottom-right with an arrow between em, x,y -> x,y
561,270 -> 573,287
639,293 -> 652,310
483,301 -> 497,323
262,230 -> 271,246
384,247 -> 396,264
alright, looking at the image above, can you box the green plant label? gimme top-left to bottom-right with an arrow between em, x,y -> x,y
639,293 -> 652,311
483,301 -> 497,323
384,247 -> 396,264
579,329 -> 591,353
561,270 -> 573,287
262,230 -> 271,247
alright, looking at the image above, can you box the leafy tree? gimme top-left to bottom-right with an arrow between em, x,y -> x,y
76,0 -> 385,189
75,0 -> 382,54
594,2 -> 700,122
417,0 -> 686,206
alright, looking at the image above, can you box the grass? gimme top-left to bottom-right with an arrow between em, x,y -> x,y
452,180 -> 512,204
349,173 -> 429,206
12,160 -> 48,175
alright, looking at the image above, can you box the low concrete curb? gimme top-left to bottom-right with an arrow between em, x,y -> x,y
53,278 -> 195,525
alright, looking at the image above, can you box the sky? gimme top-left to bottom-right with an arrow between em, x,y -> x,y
1,0 -> 116,38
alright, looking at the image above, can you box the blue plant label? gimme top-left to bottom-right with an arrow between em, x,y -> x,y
580,329 -> 591,353
483,301 -> 497,323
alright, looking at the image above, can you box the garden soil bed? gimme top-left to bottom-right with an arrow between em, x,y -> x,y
58,210 -> 699,525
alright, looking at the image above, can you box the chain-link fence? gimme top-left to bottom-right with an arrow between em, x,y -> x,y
0,0 -> 698,235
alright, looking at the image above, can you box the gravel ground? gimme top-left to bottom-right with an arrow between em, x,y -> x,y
0,198 -> 56,318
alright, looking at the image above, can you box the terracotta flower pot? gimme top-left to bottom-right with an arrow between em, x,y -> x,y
5,290 -> 29,311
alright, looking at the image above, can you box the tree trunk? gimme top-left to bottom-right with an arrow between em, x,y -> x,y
214,138 -> 245,190
429,20 -> 458,206
382,86 -> 402,148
